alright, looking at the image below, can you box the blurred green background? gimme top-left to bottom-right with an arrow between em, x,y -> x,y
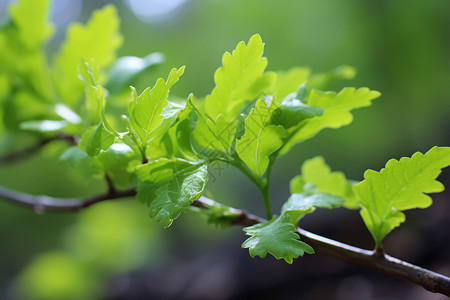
1,0 -> 449,299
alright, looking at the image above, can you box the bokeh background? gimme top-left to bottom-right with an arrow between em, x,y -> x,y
1,0 -> 449,299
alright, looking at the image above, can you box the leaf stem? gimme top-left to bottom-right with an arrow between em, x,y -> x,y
261,182 -> 272,219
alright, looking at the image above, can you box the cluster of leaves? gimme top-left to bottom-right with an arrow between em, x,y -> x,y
2,0 -> 450,265
0,0 -> 161,150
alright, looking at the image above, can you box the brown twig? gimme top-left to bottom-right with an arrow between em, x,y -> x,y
0,185 -> 135,213
0,189 -> 449,296
0,133 -> 78,164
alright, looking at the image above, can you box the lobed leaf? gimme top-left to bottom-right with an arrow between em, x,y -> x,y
53,5 -> 123,106
355,146 -> 450,247
106,53 -> 164,94
280,87 -> 380,155
205,34 -> 275,121
291,156 -> 358,208
78,86 -> 117,156
270,90 -> 324,129
282,192 -> 344,224
271,67 -> 310,100
242,214 -> 314,264
192,200 -> 241,229
236,99 -> 286,177
128,67 -> 185,148
9,0 -> 54,49
97,143 -> 141,190
136,160 -> 208,228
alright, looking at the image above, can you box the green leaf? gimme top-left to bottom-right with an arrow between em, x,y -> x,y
136,159 -> 194,208
79,122 -> 115,157
9,0 -> 54,49
176,96 -> 200,159
271,67 -> 310,100
290,156 -> 358,209
97,143 -> 141,190
282,192 -> 343,224
308,65 -> 356,91
205,34 -> 275,121
281,87 -> 380,155
242,214 -> 314,264
270,93 -> 324,129
136,160 -> 208,227
128,67 -> 185,147
236,99 -> 286,177
190,101 -> 230,159
78,86 -> 117,156
192,199 -> 241,229
53,5 -> 123,106
106,53 -> 164,94
354,146 -> 450,247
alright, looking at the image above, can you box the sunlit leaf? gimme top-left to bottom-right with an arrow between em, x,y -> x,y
355,146 -> 450,247
9,0 -> 54,49
236,99 -> 286,177
128,67 -> 184,148
271,67 -> 310,100
136,159 -> 208,228
290,156 -> 358,208
242,214 -> 314,264
205,34 -> 275,121
106,53 -> 164,94
281,87 -> 380,155
53,5 -> 123,106
79,86 -> 117,156
282,192 -> 343,224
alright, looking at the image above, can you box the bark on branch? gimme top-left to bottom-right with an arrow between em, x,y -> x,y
0,134 -> 78,164
0,188 -> 449,296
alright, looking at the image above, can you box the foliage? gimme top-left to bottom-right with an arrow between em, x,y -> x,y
1,0 -> 449,284
355,146 -> 450,247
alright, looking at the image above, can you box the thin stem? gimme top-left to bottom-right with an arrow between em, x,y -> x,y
228,157 -> 262,187
261,182 -> 272,219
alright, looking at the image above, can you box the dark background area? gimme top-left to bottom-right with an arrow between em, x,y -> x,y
0,0 -> 449,299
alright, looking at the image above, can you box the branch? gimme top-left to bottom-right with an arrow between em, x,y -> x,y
0,189 -> 449,296
0,133 -> 78,164
0,185 -> 135,213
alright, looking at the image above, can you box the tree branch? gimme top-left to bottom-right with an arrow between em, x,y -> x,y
0,133 -> 78,164
194,197 -> 450,296
0,185 -> 135,213
0,189 -> 449,296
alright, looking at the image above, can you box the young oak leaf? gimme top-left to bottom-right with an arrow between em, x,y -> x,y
205,34 -> 275,121
290,156 -> 358,209
97,143 -> 141,190
281,87 -> 380,155
136,159 -> 208,228
282,192 -> 344,225
128,67 -> 185,148
150,165 -> 208,228
79,86 -> 117,156
354,146 -> 450,247
9,0 -> 54,49
308,65 -> 356,91
236,99 -> 286,178
270,85 -> 324,130
190,106 -> 231,160
271,67 -> 311,101
53,5 -> 123,106
242,214 -> 314,264
106,52 -> 164,94
191,198 -> 241,229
